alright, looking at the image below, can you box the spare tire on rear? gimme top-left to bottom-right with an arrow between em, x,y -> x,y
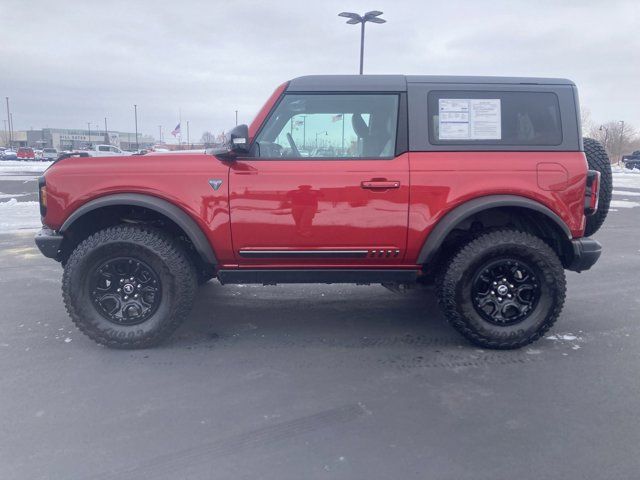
583,137 -> 612,236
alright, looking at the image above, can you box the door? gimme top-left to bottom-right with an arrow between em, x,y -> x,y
229,93 -> 409,267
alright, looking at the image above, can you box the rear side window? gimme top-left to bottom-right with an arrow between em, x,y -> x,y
428,91 -> 562,146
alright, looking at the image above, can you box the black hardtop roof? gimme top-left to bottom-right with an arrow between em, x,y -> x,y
287,75 -> 575,92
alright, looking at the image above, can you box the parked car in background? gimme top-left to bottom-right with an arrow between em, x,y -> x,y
1,149 -> 17,160
17,147 -> 35,160
622,151 -> 640,170
34,149 -> 43,160
41,148 -> 58,161
83,145 -> 132,157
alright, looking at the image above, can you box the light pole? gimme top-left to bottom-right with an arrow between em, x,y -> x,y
104,117 -> 109,144
134,104 -> 139,151
5,97 -> 11,148
315,131 -> 328,148
158,125 -> 162,144
87,122 -> 91,147
338,11 -> 386,74
186,121 -> 190,148
235,110 -> 238,126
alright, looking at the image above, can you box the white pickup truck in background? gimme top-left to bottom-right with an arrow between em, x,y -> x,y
83,145 -> 132,157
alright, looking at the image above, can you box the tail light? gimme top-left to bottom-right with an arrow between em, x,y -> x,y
584,170 -> 600,216
38,176 -> 47,217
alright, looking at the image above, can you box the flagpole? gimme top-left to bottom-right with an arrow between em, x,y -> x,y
341,114 -> 345,152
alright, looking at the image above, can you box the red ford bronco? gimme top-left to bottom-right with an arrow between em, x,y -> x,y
35,75 -> 611,349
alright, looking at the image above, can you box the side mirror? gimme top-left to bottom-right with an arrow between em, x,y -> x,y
228,124 -> 250,154
214,124 -> 250,160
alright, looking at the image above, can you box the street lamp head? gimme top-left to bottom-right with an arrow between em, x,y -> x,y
339,12 -> 362,23
364,11 -> 384,21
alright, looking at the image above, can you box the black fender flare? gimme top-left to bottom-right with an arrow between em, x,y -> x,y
60,193 -> 217,265
416,194 -> 572,265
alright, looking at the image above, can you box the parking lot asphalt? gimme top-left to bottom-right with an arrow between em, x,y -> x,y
1,170 -> 640,479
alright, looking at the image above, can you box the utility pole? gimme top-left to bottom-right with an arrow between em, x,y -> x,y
2,120 -> 6,147
5,97 -> 11,147
104,117 -> 109,144
186,121 -> 190,148
235,110 -> 238,126
158,125 -> 162,144
134,104 -> 139,151
87,122 -> 91,147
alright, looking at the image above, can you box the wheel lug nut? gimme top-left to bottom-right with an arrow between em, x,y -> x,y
491,290 -> 495,295
130,277 -> 134,281
117,288 -> 121,292
137,284 -> 141,288
498,297 -> 503,302
134,294 -> 138,298
502,278 -> 507,281
493,281 -> 497,285
509,284 -> 514,288
507,294 -> 512,298
124,295 -> 128,300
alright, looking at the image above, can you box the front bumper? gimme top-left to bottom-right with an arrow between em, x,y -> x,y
34,227 -> 63,260
568,238 -> 602,272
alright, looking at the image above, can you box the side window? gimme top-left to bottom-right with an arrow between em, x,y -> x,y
254,94 -> 399,158
428,91 -> 562,146
98,145 -> 110,152
110,146 -> 121,153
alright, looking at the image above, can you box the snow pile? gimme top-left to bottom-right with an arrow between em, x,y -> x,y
612,165 -> 640,190
0,198 -> 41,232
0,161 -> 52,174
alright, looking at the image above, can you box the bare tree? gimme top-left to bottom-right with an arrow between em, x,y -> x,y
200,131 -> 215,147
588,121 -> 638,163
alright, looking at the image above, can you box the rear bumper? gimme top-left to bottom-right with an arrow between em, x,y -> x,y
568,238 -> 601,272
34,227 -> 63,260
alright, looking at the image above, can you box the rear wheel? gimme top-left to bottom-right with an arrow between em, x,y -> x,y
437,229 -> 566,349
62,225 -> 197,349
583,137 -> 612,236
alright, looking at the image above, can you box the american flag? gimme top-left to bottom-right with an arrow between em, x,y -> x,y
171,123 -> 181,137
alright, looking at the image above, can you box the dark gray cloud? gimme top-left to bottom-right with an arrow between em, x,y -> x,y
1,0 -> 638,141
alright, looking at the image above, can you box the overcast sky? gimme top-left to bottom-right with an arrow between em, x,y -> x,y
1,0 -> 638,142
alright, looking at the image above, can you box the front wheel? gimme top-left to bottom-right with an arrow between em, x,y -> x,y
437,229 -> 566,349
62,225 -> 197,349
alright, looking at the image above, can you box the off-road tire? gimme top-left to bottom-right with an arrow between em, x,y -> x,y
437,229 -> 566,349
583,137 -> 612,236
62,225 -> 197,349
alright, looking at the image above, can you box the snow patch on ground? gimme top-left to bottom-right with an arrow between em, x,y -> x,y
546,334 -> 578,341
612,166 -> 640,190
610,200 -> 640,209
0,198 -> 41,232
613,190 -> 640,197
0,161 -> 52,173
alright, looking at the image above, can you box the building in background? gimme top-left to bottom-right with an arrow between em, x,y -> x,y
14,128 -> 155,151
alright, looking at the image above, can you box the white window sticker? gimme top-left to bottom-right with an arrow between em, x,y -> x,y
438,98 -> 501,140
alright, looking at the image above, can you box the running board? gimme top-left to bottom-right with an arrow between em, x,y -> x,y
216,269 -> 418,285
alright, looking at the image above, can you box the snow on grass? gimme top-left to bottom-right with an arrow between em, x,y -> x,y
0,161 -> 52,174
0,198 -> 41,232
